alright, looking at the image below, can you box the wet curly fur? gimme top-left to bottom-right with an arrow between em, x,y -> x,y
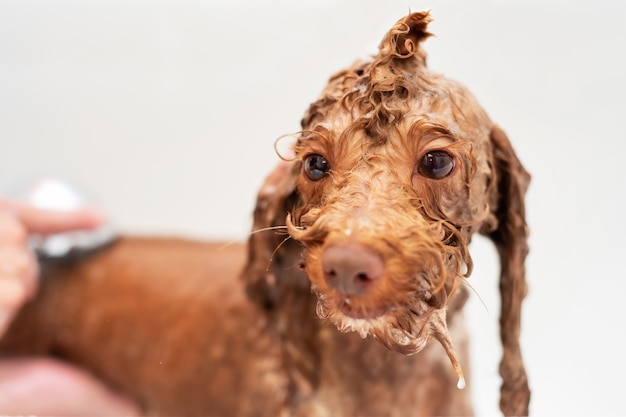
0,12 -> 530,416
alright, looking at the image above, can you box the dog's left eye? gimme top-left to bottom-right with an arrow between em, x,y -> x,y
304,154 -> 330,181
417,150 -> 455,179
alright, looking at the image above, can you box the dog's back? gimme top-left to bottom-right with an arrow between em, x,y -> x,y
0,237 -> 289,416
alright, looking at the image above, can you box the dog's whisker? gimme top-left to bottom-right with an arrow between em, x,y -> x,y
265,235 -> 293,272
461,277 -> 489,314
283,261 -> 303,271
249,225 -> 289,236
218,226 -> 290,250
217,239 -> 243,250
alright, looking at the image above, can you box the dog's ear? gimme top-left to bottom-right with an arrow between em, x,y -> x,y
486,125 -> 531,416
242,160 -> 302,308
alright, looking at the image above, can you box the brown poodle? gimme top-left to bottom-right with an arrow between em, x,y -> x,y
0,11 -> 530,416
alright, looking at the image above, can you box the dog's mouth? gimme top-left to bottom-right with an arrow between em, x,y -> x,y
334,295 -> 389,319
313,286 -> 466,390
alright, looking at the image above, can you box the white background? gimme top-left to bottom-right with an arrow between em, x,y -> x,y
1,0 -> 625,415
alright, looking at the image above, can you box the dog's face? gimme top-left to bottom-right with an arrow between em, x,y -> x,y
283,12 -> 500,379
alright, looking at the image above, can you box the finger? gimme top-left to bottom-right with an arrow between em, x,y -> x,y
0,309 -> 15,339
0,273 -> 37,339
0,280 -> 30,314
11,203 -> 106,235
0,247 -> 39,299
0,209 -> 28,246
0,272 -> 38,339
0,197 -> 11,211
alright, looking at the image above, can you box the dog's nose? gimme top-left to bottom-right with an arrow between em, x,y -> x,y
322,244 -> 384,295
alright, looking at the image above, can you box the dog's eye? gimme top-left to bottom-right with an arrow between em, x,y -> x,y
418,150 -> 455,179
303,154 -> 330,181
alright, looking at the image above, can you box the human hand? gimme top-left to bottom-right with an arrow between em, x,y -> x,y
0,197 -> 104,337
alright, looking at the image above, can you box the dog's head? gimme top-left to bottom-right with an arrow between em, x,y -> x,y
244,11 -> 530,415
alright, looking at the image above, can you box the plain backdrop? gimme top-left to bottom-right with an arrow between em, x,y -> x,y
1,0 -> 625,415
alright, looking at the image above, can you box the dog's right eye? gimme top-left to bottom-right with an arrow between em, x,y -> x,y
303,154 -> 330,181
417,150 -> 455,179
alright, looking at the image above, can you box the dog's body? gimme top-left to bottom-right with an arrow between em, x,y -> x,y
2,239 -> 279,416
0,12 -> 530,416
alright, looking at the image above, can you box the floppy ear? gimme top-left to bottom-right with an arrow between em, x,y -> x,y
486,125 -> 531,416
242,160 -> 302,309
